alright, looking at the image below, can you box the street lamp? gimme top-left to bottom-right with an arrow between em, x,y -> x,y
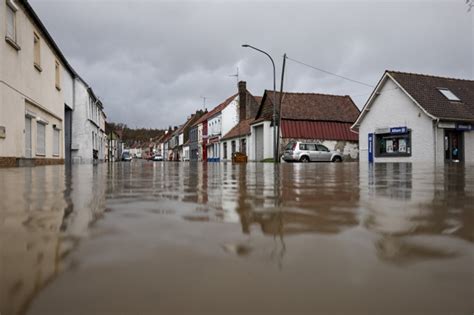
242,44 -> 278,163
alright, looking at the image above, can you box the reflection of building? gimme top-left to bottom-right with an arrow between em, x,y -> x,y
0,165 -> 107,315
352,71 -> 474,164
359,162 -> 473,264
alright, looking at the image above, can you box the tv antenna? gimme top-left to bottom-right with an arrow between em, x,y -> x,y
229,67 -> 239,84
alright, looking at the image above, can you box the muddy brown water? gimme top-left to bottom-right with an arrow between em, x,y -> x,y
0,161 -> 473,315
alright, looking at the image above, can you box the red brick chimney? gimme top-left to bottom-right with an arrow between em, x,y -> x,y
238,81 -> 247,122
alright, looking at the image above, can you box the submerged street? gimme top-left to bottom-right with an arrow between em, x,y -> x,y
1,161 -> 473,315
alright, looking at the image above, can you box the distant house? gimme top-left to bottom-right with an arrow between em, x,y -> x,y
250,91 -> 360,161
352,71 -> 474,164
105,124 -> 123,162
173,111 -> 205,161
220,82 -> 261,161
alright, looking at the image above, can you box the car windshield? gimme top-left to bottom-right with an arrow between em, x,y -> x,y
123,153 -> 130,158
317,145 -> 329,152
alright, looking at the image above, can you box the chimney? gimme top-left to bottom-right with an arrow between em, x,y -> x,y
238,81 -> 247,122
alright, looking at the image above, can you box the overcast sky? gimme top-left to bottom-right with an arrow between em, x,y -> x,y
30,0 -> 473,129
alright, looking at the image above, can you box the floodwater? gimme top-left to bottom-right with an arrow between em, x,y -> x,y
0,161 -> 473,315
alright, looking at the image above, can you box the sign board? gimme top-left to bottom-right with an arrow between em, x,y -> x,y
456,124 -> 472,131
390,126 -> 408,134
375,128 -> 390,134
0,126 -> 5,139
368,133 -> 374,163
438,122 -> 456,129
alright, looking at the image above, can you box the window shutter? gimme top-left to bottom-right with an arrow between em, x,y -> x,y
37,123 -> 46,155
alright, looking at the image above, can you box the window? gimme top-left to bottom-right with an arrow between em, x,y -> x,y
36,122 -> 46,155
231,140 -> 236,154
6,1 -> 16,41
438,88 -> 460,102
306,144 -> 316,151
34,32 -> 42,71
55,61 -> 61,90
53,128 -> 60,156
223,142 -> 227,159
299,144 -> 307,150
375,130 -> 412,157
316,144 -> 329,152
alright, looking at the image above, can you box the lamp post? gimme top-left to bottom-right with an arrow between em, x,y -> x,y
242,44 -> 278,163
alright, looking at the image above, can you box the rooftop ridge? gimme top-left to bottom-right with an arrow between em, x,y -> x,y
264,89 -> 350,98
387,70 -> 474,83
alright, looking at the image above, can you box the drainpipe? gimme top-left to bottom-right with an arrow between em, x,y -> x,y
434,118 -> 439,165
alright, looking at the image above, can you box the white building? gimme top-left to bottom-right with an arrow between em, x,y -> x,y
220,82 -> 261,161
0,0 -> 76,167
71,79 -> 107,164
352,71 -> 474,164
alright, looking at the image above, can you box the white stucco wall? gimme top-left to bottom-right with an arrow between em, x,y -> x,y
0,1 -> 65,160
358,77 -> 436,163
464,131 -> 474,163
71,79 -> 105,163
249,121 -> 274,161
63,68 -> 74,110
221,96 -> 239,137
208,114 -> 222,137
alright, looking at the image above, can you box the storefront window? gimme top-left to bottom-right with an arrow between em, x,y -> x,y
375,131 -> 411,157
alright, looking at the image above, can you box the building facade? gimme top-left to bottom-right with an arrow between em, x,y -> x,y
71,79 -> 107,164
352,71 -> 474,164
0,0 -> 75,167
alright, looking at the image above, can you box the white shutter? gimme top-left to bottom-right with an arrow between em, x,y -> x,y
53,129 -> 60,156
36,123 -> 46,155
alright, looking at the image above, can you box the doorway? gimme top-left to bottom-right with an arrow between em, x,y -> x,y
25,116 -> 32,158
444,130 -> 464,162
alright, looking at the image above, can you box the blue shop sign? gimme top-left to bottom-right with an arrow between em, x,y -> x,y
456,124 -> 472,131
390,126 -> 408,134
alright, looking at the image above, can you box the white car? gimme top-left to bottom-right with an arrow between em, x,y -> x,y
283,141 -> 343,162
152,155 -> 163,161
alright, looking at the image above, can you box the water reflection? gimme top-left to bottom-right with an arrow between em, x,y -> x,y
0,161 -> 473,314
0,165 -> 107,315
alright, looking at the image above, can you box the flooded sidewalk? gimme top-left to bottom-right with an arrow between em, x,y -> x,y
0,161 -> 473,315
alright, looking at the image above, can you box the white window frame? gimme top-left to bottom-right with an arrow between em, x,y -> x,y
36,122 -> 46,156
6,0 -> 18,41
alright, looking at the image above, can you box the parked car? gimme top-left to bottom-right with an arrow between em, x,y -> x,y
282,141 -> 343,163
152,155 -> 163,161
121,151 -> 132,162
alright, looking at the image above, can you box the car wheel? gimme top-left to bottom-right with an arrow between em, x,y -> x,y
300,156 -> 310,163
332,156 -> 342,163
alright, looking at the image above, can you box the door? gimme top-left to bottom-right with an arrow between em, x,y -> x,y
255,126 -> 264,161
444,130 -> 464,162
64,107 -> 72,164
25,117 -> 32,158
306,144 -> 318,161
317,144 -> 332,161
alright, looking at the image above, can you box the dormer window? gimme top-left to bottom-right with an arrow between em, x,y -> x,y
438,88 -> 460,102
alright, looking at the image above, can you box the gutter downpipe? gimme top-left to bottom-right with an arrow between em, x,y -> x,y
434,118 -> 439,166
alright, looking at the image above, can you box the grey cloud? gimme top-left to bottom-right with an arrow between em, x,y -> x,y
30,0 -> 473,128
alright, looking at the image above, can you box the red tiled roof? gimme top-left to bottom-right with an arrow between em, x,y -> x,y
221,118 -> 253,141
256,91 -> 360,123
281,120 -> 358,141
192,93 -> 238,127
388,71 -> 474,121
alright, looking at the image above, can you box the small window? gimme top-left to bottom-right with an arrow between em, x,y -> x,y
231,140 -> 236,154
53,128 -> 60,156
299,144 -> 307,150
34,32 -> 42,70
438,88 -> 460,102
317,144 -> 329,152
36,122 -> 46,155
6,1 -> 16,41
55,61 -> 61,90
306,144 -> 316,151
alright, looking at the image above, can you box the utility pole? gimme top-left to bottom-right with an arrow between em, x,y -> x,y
277,53 -> 287,163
